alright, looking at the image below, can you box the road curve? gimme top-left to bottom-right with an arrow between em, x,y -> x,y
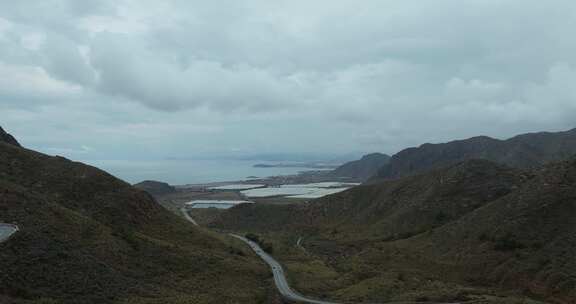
0,223 -> 19,243
296,236 -> 307,253
180,207 -> 199,226
230,234 -> 340,304
181,208 -> 460,304
179,209 -> 329,302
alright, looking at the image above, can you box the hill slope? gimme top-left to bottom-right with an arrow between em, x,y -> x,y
0,130 -> 272,304
0,126 -> 20,147
211,158 -> 576,303
330,153 -> 390,182
414,157 -> 576,304
374,128 -> 576,180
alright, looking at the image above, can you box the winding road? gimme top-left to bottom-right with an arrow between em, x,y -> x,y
230,234 -> 340,304
180,207 -> 199,226
181,208 -> 461,304
181,207 -> 338,303
0,223 -> 18,243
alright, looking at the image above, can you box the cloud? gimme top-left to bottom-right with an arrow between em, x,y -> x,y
0,0 -> 576,166
0,62 -> 82,105
89,32 -> 305,112
40,34 -> 96,86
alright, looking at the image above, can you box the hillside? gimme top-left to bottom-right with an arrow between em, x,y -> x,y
414,157 -> 576,304
0,126 -> 20,147
134,180 -> 176,197
213,159 -> 528,238
211,158 -> 576,303
0,129 -> 274,304
303,159 -> 529,239
329,153 -> 390,182
374,128 -> 576,180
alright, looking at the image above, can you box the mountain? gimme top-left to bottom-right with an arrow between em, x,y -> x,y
0,126 -> 20,147
211,158 -> 576,303
300,159 -> 528,239
0,128 -> 273,304
417,157 -> 576,304
374,128 -> 576,180
134,180 -> 176,197
329,153 -> 390,181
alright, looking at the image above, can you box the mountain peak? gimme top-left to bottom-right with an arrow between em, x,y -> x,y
331,152 -> 390,181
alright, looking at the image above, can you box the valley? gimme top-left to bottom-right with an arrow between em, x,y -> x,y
2,126 -> 576,304
4,1 -> 576,302
189,129 -> 576,304
3,1 -> 576,303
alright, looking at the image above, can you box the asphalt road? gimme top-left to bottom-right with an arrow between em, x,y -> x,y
230,234 -> 340,304
180,207 -> 199,226
0,223 -> 18,243
179,209 -> 330,303
181,208 -> 460,304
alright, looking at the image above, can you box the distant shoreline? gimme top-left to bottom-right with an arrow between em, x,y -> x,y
176,168 -> 357,190
252,162 -> 339,169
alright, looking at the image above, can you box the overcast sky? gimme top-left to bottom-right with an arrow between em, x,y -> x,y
1,0 -> 576,162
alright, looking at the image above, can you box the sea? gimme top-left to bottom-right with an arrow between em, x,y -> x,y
82,159 -> 321,185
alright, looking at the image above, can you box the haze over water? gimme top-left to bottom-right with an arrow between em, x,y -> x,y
83,159 -> 323,185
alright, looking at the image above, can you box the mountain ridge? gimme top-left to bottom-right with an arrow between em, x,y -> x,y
374,128 -> 576,180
